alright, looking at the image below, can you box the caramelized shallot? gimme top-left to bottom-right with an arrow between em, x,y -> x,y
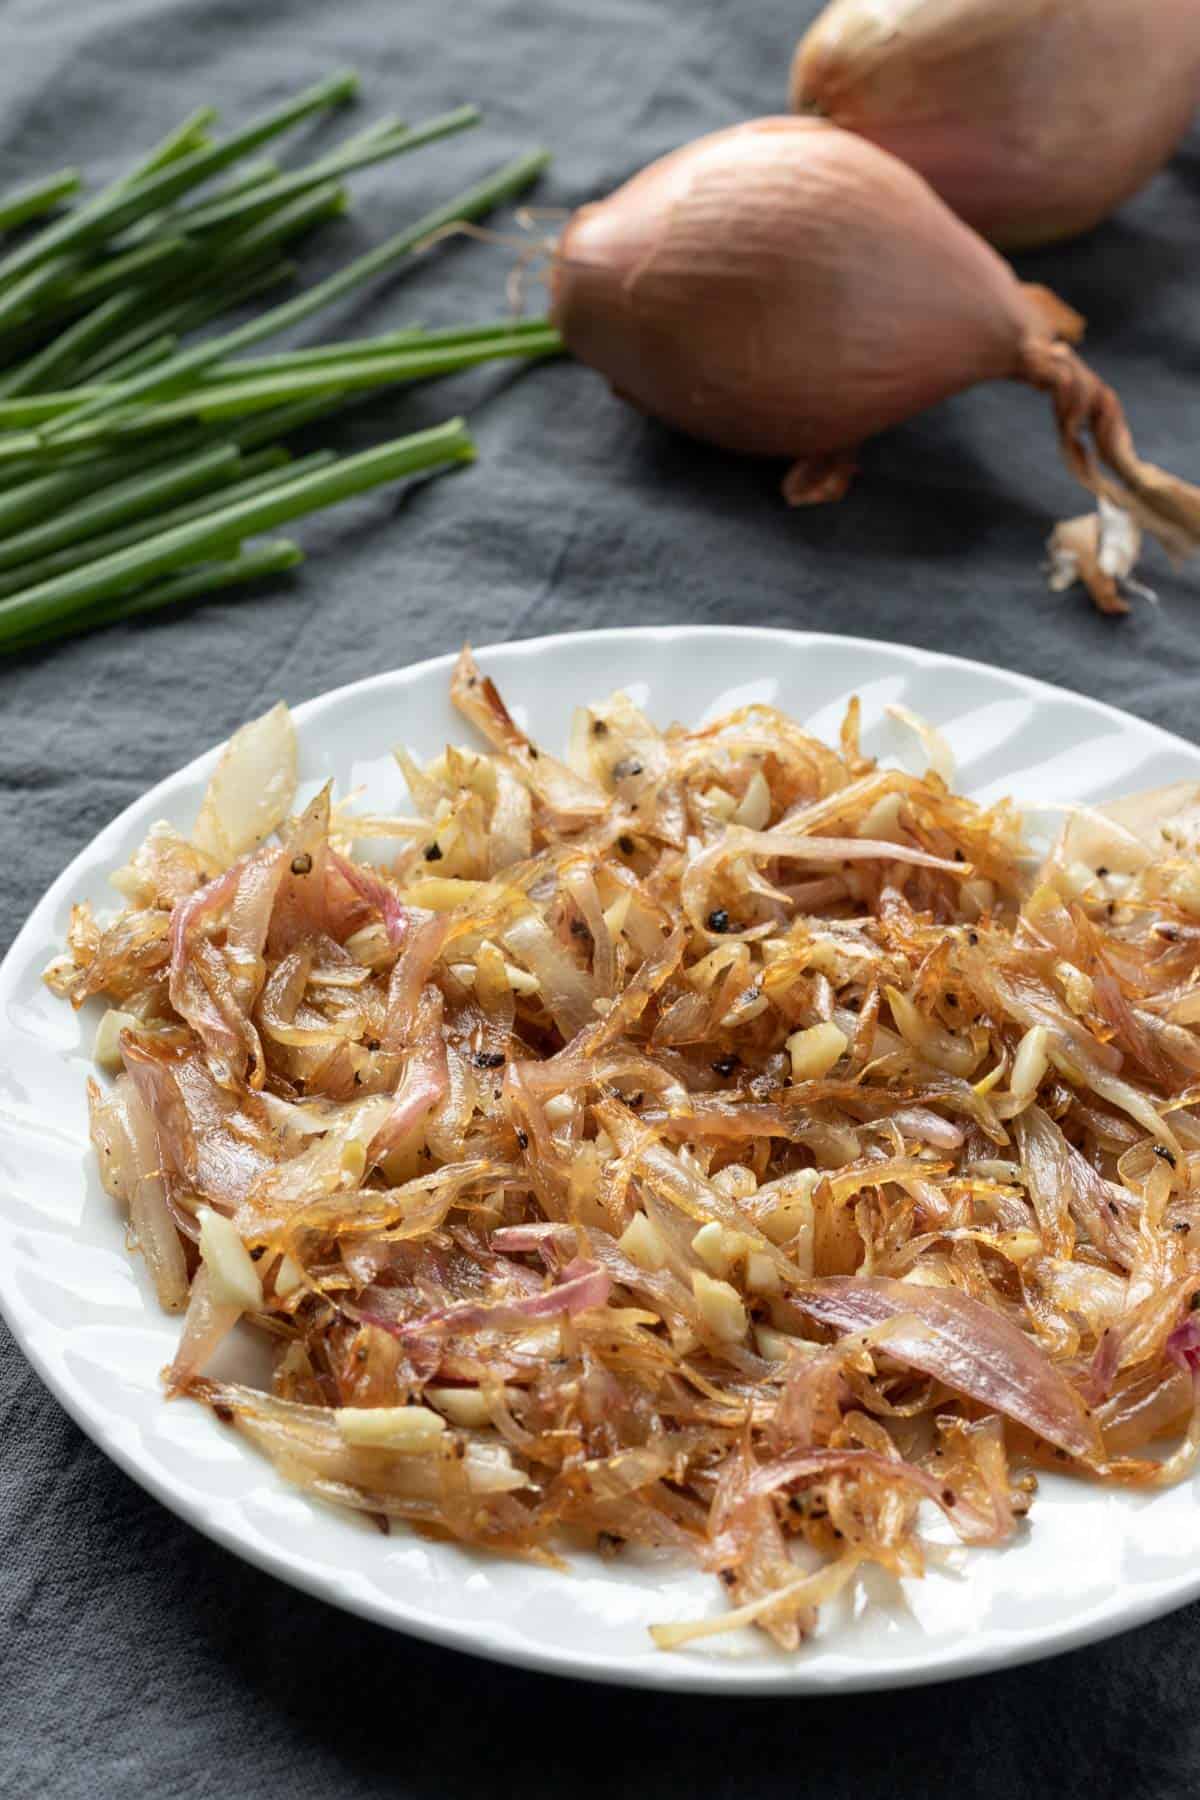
51,651 -> 1200,1652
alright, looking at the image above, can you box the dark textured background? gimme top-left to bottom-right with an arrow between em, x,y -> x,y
4,1 -> 1200,1793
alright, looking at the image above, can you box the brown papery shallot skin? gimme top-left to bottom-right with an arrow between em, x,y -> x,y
791,0 -> 1200,249
550,117 -> 1200,583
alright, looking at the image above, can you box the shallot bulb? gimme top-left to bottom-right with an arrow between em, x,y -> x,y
790,0 -> 1200,248
549,117 -> 1200,600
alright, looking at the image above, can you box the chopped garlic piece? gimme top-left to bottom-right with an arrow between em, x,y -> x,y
692,1270 -> 748,1342
755,1324 -> 793,1361
405,876 -> 484,911
999,1229 -> 1043,1264
476,939 -> 542,995
618,1211 -> 668,1271
1171,869 -> 1200,917
274,1254 -> 305,1299
711,1163 -> 757,1201
786,1021 -> 848,1082
691,1221 -> 746,1277
602,889 -> 632,936
465,1442 -> 529,1492
544,1093 -> 576,1126
340,1139 -> 367,1181
197,1207 -> 263,1312
1010,1025 -> 1050,1105
759,1168 -> 819,1245
734,769 -> 771,830
427,1385 -> 517,1428
887,987 -> 978,1077
959,877 -> 994,921
857,790 -> 906,844
1055,960 -> 1094,1015
335,1404 -> 447,1450
93,1007 -> 136,1073
1061,860 -> 1101,903
700,785 -> 737,821
745,1251 -> 781,1295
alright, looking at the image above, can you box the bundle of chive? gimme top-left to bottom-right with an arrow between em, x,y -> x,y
0,70 -> 558,656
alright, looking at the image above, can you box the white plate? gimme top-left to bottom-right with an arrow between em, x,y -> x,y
3,624 -> 1200,1694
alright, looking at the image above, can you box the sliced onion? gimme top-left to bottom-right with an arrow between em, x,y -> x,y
792,1276 -> 1101,1459
192,701 -> 297,867
682,825 -> 968,936
886,704 -> 955,786
489,762 -> 533,872
399,1256 -> 611,1340
501,912 -> 596,1038
328,852 -> 410,948
88,1074 -> 189,1312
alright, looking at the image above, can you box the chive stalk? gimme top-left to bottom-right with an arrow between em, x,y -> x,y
0,538 -> 302,654
178,104 -> 481,237
0,418 -> 474,641
0,448 -> 326,597
0,169 -> 82,233
0,71 -> 357,288
43,148 -> 550,437
0,441 -> 242,570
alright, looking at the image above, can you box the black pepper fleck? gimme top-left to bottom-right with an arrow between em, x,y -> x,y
516,1129 -> 529,1150
213,1404 -> 234,1424
967,930 -> 979,946
474,1050 -> 506,1069
592,719 -> 608,737
707,908 -> 730,934
941,1488 -> 956,1507
617,834 -> 635,855
290,852 -> 313,876
953,849 -> 964,863
366,1038 -> 381,1052
1097,866 -> 1109,878
1155,1144 -> 1178,1168
424,842 -> 443,862
712,1055 -> 739,1077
